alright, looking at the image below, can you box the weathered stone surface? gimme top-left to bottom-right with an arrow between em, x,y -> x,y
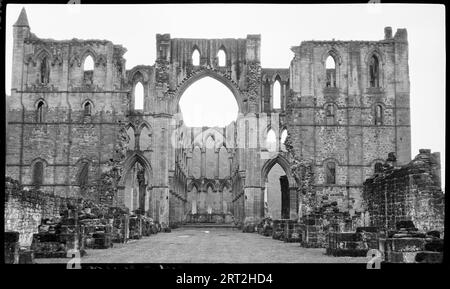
363,150 -> 444,233
6,8 -> 421,246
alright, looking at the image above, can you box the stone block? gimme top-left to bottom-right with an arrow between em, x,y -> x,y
385,251 -> 418,263
385,238 -> 425,252
415,251 -> 443,263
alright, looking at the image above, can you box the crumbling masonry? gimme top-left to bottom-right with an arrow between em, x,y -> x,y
7,8 -> 419,234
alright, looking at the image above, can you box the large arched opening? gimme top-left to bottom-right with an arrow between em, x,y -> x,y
175,71 -> 242,224
178,76 -> 239,127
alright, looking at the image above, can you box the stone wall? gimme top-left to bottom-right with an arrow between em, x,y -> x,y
287,27 -> 411,218
363,149 -> 444,233
7,8 -> 413,226
4,177 -> 78,246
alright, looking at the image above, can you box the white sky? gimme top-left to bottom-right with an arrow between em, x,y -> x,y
5,4 -> 445,190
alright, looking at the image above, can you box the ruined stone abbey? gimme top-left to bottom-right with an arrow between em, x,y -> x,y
6,8 -> 413,229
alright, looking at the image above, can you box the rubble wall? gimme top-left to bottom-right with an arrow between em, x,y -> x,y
363,149 -> 444,233
4,178 -> 77,246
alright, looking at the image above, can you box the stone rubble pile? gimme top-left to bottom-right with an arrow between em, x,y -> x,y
380,221 -> 444,263
325,227 -> 381,257
256,217 -> 273,237
7,197 -> 169,261
247,218 -> 302,243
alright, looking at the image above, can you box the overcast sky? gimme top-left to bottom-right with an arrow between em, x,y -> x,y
5,4 -> 445,189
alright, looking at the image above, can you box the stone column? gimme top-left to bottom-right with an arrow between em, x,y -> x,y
228,155 -> 233,176
215,149 -> 220,178
289,187 -> 298,219
220,188 -> 224,214
187,155 -> 192,177
201,148 -> 206,178
134,132 -> 140,151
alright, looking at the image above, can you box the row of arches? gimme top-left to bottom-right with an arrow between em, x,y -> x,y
324,52 -> 382,88
30,159 -> 90,188
186,183 -> 233,215
190,142 -> 231,179
191,47 -> 227,67
34,99 -> 94,122
322,160 -> 385,185
35,53 -> 96,86
124,125 -> 152,152
324,103 -> 384,125
266,128 -> 288,152
263,76 -> 286,110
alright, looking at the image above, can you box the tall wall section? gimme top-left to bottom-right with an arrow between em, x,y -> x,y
7,10 -> 129,198
286,27 -> 411,217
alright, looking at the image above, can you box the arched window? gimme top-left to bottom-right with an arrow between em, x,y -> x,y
192,49 -> 200,66
77,161 -> 89,188
266,129 -> 277,152
272,79 -> 281,109
375,105 -> 383,125
280,129 -> 288,151
84,102 -> 92,116
325,162 -> 336,184
32,161 -> 44,187
83,55 -> 94,84
217,49 -> 226,67
325,55 -> 336,87
369,55 -> 380,88
40,57 -> 50,85
374,162 -> 383,174
37,100 -> 45,123
326,104 -> 335,125
134,82 -> 144,110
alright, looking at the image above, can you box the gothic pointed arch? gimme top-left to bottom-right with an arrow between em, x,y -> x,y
69,54 -> 82,67
80,47 -> 98,65
30,157 -> 48,187
265,128 -> 277,152
139,122 -> 152,151
36,51 -> 51,85
364,47 -> 386,65
174,68 -> 244,114
35,98 -> 47,123
321,47 -> 342,66
204,180 -> 216,192
272,75 -> 282,109
219,179 -> 231,192
128,66 -> 150,85
187,180 -> 201,192
137,121 -> 152,135
261,154 -> 296,188
35,48 -> 52,63
119,152 -> 152,187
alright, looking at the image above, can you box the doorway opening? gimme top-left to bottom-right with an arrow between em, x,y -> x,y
264,163 -> 290,219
